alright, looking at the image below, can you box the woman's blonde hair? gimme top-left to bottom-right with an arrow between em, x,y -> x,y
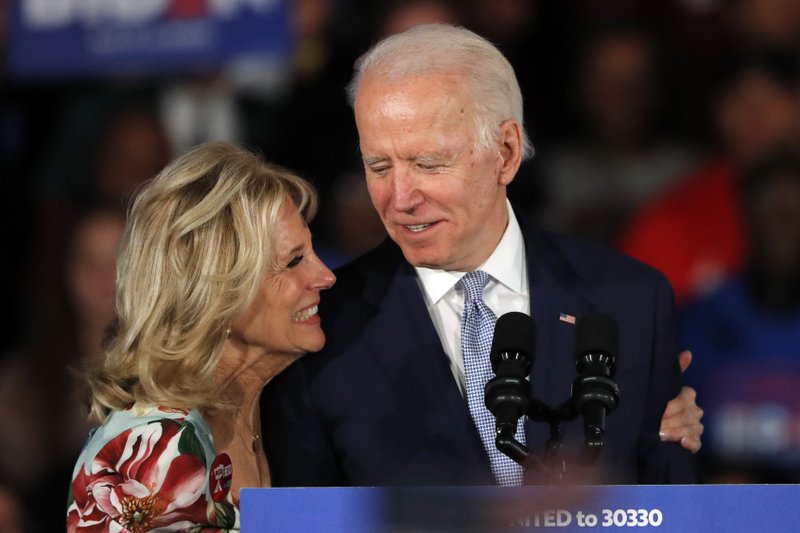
86,142 -> 317,423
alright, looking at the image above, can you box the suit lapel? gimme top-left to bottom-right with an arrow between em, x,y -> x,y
357,242 -> 487,461
519,219 -> 591,452
352,221 -> 593,479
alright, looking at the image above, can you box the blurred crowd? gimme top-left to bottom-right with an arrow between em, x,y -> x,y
1,0 -> 800,530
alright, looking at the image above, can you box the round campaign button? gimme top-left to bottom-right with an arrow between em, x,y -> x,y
209,453 -> 233,502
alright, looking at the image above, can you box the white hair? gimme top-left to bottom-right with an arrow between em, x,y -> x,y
346,23 -> 534,159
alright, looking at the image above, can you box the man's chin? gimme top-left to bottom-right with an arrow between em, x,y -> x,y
399,248 -> 454,271
399,248 -> 444,270
392,234 -> 460,270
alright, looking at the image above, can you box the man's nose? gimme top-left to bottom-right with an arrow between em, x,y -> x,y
391,167 -> 424,212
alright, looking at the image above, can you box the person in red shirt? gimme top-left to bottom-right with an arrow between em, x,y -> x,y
619,46 -> 800,304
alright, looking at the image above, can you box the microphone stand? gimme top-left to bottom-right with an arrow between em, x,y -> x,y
486,375 -> 619,483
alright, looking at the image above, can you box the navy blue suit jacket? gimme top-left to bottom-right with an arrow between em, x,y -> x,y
262,217 -> 697,486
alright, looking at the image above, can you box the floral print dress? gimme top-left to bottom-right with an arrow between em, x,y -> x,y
67,404 -> 239,532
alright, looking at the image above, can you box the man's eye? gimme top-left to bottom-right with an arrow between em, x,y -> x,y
417,161 -> 447,172
287,255 -> 304,269
368,166 -> 389,176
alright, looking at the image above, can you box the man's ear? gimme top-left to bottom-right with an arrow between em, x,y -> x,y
496,119 -> 523,186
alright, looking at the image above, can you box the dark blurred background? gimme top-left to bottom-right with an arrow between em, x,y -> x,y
1,0 -> 800,530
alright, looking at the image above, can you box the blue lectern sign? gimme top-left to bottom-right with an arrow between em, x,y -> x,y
241,484 -> 800,532
8,0 -> 292,78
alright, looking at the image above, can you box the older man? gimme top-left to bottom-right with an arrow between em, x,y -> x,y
263,24 -> 699,486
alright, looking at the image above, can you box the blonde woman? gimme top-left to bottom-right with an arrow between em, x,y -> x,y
67,142 -> 335,531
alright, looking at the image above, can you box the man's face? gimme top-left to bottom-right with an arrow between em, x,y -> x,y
354,72 -> 518,272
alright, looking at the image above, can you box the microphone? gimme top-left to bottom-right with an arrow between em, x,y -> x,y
484,312 -> 535,442
572,312 -> 620,461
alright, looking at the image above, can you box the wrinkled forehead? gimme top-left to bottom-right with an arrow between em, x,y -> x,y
354,75 -> 482,155
355,72 -> 479,128
363,75 -> 471,111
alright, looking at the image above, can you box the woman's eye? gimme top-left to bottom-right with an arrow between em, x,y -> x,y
287,255 -> 304,269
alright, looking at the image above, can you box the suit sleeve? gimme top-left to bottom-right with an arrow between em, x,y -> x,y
261,360 -> 344,486
637,273 -> 698,483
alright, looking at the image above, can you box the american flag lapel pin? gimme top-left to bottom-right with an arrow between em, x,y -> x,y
559,312 -> 576,324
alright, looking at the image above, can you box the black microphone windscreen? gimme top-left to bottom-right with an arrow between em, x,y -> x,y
574,313 -> 618,359
490,311 -> 536,363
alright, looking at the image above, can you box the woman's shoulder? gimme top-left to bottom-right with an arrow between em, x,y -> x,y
78,404 -> 215,466
68,404 -> 239,531
104,403 -> 212,438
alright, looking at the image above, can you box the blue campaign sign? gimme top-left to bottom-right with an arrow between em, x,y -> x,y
8,0 -> 293,78
241,484 -> 800,532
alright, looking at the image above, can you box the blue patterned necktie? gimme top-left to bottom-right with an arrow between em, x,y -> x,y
459,270 -> 525,486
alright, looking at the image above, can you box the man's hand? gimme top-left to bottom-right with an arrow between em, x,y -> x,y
660,351 -> 704,453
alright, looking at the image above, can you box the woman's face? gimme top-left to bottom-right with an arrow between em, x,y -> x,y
229,200 -> 336,357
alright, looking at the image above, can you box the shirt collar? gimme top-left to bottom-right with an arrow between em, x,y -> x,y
415,200 -> 528,306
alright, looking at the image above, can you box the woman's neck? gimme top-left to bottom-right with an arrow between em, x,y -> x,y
204,342 -> 297,497
205,356 -> 267,449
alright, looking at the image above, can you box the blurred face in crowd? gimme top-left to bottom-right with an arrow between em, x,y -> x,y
731,0 -> 800,48
229,200 -> 335,359
331,173 -> 387,258
581,33 -> 657,150
94,109 -> 171,203
354,71 -> 522,272
0,485 -> 23,533
379,0 -> 459,37
67,211 -> 125,325
749,169 -> 800,278
717,71 -> 800,164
